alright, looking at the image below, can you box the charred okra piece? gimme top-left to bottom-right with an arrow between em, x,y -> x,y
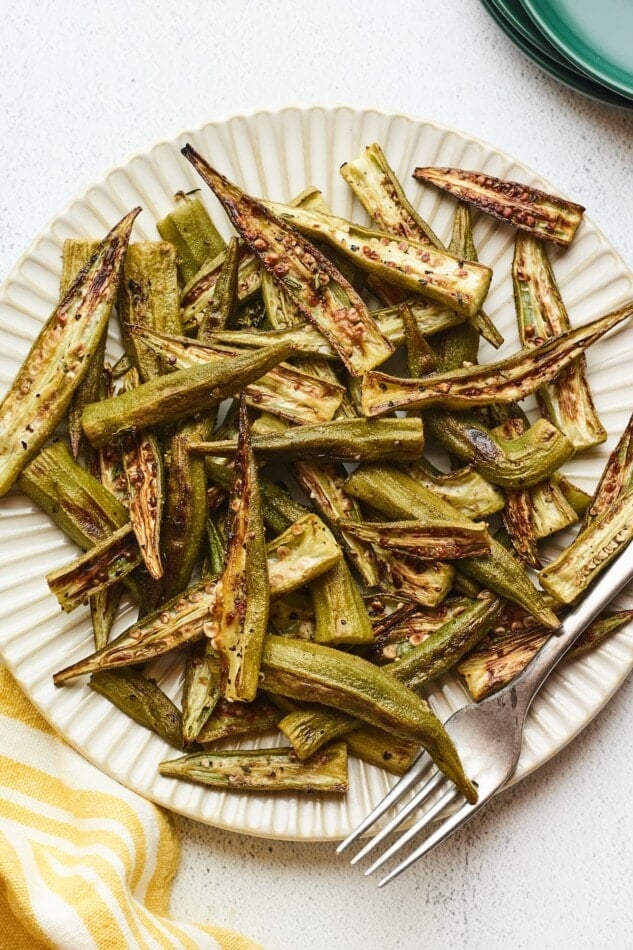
46,524 -> 141,611
362,302 -> 633,415
157,194 -> 226,283
367,596 -> 476,664
190,417 -> 424,463
338,518 -> 491,561
310,559 -> 374,647
401,303 -> 437,375
375,552 -> 454,608
196,695 -> 282,745
530,478 -> 579,540
159,742 -> 349,793
263,198 -> 492,320
204,399 -> 269,702
345,464 -> 558,628
52,512 -> 339,685
413,166 -> 584,245
0,209 -> 139,495
181,643 -> 222,744
539,486 -> 633,604
278,705 -> 360,760
293,460 -> 380,588
345,726 -> 419,776
401,458 -> 504,519
90,586 -> 122,652
387,592 -> 504,689
582,411 -> 633,528
424,412 -> 573,488
18,442 -> 129,549
513,234 -> 606,450
260,635 -> 477,802
81,340 -> 293,447
181,244 -> 261,331
90,669 -> 184,749
197,236 -> 239,342
182,144 -> 393,376
59,239 -> 104,458
340,142 -> 442,248
135,327 -> 344,426
447,202 -> 503,348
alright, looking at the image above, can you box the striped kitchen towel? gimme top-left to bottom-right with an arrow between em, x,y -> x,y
0,665 -> 261,950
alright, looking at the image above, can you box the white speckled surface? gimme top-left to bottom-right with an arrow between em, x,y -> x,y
1,2 -> 632,948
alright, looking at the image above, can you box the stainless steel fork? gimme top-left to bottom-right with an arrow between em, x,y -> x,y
337,547 -> 633,886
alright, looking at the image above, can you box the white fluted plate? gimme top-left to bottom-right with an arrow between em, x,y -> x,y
1,107 -> 632,841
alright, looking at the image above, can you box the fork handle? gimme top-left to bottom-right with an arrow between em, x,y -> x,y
512,547 -> 633,713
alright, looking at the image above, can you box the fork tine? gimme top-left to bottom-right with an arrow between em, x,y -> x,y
350,768 -> 446,865
336,750 -> 430,853
376,798 -> 482,887
363,784 -> 460,878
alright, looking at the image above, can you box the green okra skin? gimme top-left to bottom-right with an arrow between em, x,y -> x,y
340,142 -> 442,248
159,742 -> 349,793
89,669 -> 184,750
401,458 -> 504,520
539,486 -> 633,605
0,208 -> 139,496
413,166 -> 585,246
134,327 -> 345,426
53,512 -> 340,685
402,303 -> 437,376
81,340 -> 294,448
204,398 -> 269,702
59,239 -> 104,459
181,642 -> 222,745
387,592 -> 504,689
18,442 -> 128,549
182,144 -> 394,376
345,726 -> 420,776
89,585 -> 122,652
362,302 -> 633,416
448,202 -> 503,348
310,558 -> 374,647
260,634 -> 477,802
190,417 -> 425,464
118,241 -> 182,381
263,198 -> 492,320
156,194 -> 226,284
277,706 -> 360,760
159,426 -> 211,603
181,245 -> 261,331
204,459 -> 309,535
345,464 -> 558,628
582,411 -> 633,528
119,422 -> 165,581
556,474 -> 592,520
434,319 -> 480,373
424,411 -> 574,488
197,236 -> 239,343
196,695 -> 282,745
293,460 -> 380,588
46,523 -> 141,612
338,518 -> 491,561
513,234 -> 606,450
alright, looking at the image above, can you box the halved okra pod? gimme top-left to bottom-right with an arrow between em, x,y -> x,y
361,302 -> 633,415
203,398 -> 269,702
259,635 -> 477,802
159,742 -> 349,793
0,208 -> 139,495
337,518 -> 491,561
190,417 -> 424,463
513,233 -> 606,450
345,464 -> 558,628
156,193 -> 226,284
81,340 -> 294,447
182,144 -> 394,376
413,166 -> 585,245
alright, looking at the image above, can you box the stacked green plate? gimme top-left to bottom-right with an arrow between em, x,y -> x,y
480,0 -> 633,109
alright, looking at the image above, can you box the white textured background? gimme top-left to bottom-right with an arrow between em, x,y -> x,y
1,2 -> 632,948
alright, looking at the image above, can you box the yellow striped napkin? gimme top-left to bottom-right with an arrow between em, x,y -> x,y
0,666 -> 261,950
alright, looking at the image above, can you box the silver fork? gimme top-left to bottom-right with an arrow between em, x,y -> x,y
337,547 -> 633,887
